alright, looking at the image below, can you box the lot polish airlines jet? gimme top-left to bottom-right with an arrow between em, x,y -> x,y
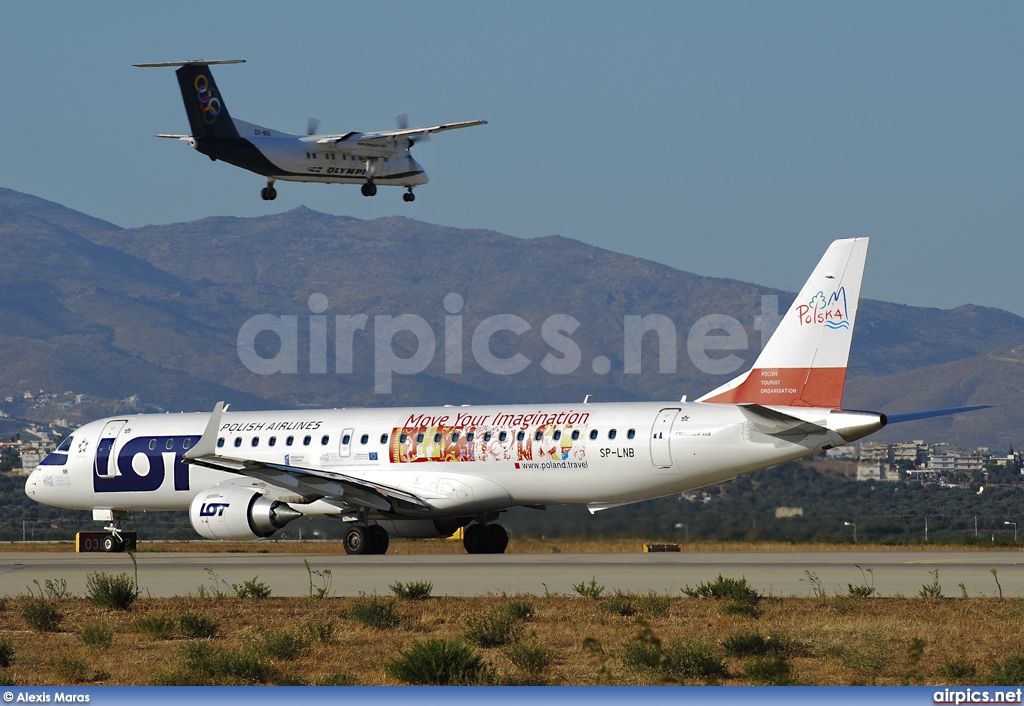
24,239 -> 984,554
134,60 -> 486,202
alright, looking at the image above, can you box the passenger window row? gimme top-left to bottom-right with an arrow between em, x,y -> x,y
213,428 -> 637,451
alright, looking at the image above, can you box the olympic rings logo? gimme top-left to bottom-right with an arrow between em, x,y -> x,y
194,75 -> 221,125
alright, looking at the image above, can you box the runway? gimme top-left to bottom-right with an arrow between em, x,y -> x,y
1,549 -> 1023,598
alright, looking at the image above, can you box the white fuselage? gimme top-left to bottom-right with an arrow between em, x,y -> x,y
25,400 -> 881,519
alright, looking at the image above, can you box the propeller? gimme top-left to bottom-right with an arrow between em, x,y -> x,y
307,115 -> 321,136
395,111 -> 430,146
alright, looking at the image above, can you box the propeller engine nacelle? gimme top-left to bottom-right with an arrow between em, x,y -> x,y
189,486 -> 302,541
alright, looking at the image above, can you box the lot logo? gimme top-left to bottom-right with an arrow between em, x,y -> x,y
199,502 -> 229,517
795,287 -> 849,330
94,435 -> 198,493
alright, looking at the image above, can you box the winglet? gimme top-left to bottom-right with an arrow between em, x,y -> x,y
184,401 -> 225,460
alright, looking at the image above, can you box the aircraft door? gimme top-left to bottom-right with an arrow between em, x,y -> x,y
94,420 -> 128,478
339,427 -> 354,458
650,408 -> 679,470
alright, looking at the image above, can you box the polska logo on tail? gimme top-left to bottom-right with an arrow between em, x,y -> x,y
796,287 -> 850,329
24,238 -> 989,555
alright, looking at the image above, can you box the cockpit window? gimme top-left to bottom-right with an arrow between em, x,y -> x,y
56,436 -> 73,452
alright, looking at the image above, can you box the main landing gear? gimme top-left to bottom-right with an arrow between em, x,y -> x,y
463,523 -> 509,554
260,179 -> 277,201
343,523 -> 390,555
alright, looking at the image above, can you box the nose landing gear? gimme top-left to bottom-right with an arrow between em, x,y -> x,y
403,187 -> 415,202
260,179 -> 277,201
361,181 -> 378,197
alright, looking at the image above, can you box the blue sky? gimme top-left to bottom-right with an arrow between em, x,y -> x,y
2,1 -> 1022,316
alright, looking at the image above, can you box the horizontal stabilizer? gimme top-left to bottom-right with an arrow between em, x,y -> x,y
884,405 -> 991,425
739,404 -> 828,436
133,60 -> 245,68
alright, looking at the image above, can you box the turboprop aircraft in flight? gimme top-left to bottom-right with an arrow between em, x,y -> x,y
134,60 -> 486,202
24,238 -> 986,554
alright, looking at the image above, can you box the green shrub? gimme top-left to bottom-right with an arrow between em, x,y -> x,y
990,651 -> 1024,685
572,577 -> 605,599
316,672 -> 358,686
501,598 -> 535,622
0,636 -> 14,668
635,591 -> 671,617
505,638 -> 551,676
80,621 -> 114,650
21,598 -> 62,632
136,613 -> 175,640
601,592 -> 637,616
259,629 -> 305,660
723,632 -> 794,657
602,590 -> 671,617
669,641 -> 729,680
389,580 -> 433,599
721,601 -> 763,618
52,655 -> 91,683
942,658 -> 978,683
179,612 -> 219,639
179,642 -> 272,684
386,639 -> 486,685
85,571 -> 139,611
306,617 -> 335,644
622,627 -> 727,681
683,575 -> 761,604
464,609 -> 520,648
232,577 -> 271,599
744,655 -> 794,685
348,595 -> 400,629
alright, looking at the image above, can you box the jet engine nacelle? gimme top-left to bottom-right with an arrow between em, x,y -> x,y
189,486 -> 301,541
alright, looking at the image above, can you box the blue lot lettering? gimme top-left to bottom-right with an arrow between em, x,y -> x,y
199,502 -> 229,517
93,436 -> 199,493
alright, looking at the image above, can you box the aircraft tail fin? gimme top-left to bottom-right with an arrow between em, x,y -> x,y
697,238 -> 869,408
173,63 -> 240,140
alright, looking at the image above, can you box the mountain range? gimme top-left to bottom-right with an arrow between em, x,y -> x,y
0,186 -> 1020,450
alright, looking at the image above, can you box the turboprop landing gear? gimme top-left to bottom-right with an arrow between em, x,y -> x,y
361,181 -> 377,197
343,523 -> 390,555
260,179 -> 277,201
463,522 -> 509,554
403,187 -> 415,202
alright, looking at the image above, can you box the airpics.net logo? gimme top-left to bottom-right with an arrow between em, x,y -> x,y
236,293 -> 784,394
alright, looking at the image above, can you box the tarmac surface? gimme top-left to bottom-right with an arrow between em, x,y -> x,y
1,549 -> 1023,598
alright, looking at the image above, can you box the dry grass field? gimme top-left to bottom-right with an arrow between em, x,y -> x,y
2,587 -> 1024,686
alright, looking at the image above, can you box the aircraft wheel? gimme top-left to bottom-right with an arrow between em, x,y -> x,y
260,187 -> 269,201
463,524 -> 490,554
343,525 -> 369,555
403,192 -> 415,202
361,182 -> 377,197
368,525 -> 390,554
267,187 -> 277,200
102,535 -> 124,553
487,524 -> 509,554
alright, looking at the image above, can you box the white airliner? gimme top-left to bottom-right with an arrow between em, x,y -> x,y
24,239 -> 984,554
134,60 -> 486,202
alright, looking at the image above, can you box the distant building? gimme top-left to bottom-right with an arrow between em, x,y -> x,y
860,442 -> 891,464
825,445 -> 858,461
